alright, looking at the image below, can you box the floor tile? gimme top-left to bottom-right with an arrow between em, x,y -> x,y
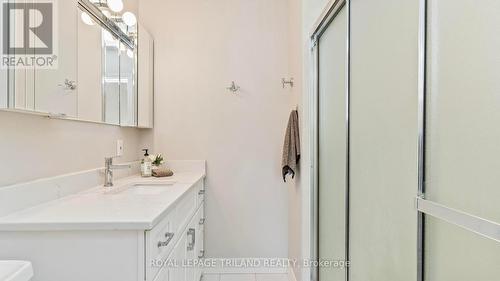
255,273 -> 289,281
220,274 -> 256,281
202,274 -> 220,281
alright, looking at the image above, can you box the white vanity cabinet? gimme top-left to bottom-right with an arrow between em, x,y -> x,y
146,181 -> 205,281
0,176 -> 205,281
154,205 -> 204,281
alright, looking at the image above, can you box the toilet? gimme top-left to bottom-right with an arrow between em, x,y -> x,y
0,261 -> 33,281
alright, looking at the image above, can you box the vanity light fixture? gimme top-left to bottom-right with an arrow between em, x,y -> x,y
122,12 -> 137,27
81,12 -> 95,25
107,0 -> 123,13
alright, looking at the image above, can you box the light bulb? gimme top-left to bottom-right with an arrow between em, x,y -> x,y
107,0 -> 123,13
81,12 -> 95,25
127,49 -> 134,58
122,12 -> 137,27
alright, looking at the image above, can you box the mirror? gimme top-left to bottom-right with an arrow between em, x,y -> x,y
35,0 -> 78,117
119,42 -> 137,126
77,8 -> 103,122
0,68 -> 5,109
0,0 -> 153,127
101,29 -> 121,124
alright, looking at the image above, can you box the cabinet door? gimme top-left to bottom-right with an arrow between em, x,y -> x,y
153,266 -> 169,281
169,230 -> 187,281
137,24 -> 154,128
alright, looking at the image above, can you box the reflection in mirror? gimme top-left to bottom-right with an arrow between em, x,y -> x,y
119,44 -> 137,126
35,0 -> 78,117
10,5 -> 35,112
0,71 -> 6,110
103,30 -> 121,125
0,60 -> 6,109
0,3 -> 4,110
77,8 -> 103,122
1,0 -> 148,127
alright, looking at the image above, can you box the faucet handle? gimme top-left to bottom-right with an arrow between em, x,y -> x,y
105,156 -> 121,164
105,157 -> 114,165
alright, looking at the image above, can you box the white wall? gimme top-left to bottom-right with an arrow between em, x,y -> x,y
139,0 -> 293,258
0,111 -> 151,187
287,0 -> 303,278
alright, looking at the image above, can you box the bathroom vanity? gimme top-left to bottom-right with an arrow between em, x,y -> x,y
0,162 -> 206,281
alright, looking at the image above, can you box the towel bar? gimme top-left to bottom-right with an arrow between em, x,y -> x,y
416,197 -> 500,243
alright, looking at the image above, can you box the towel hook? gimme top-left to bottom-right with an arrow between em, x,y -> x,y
282,78 -> 294,89
227,81 -> 240,93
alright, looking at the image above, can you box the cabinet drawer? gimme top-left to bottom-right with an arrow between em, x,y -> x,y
195,180 -> 205,207
175,188 -> 197,233
153,265 -> 169,281
196,207 -> 205,259
146,212 -> 176,280
148,212 -> 176,260
147,182 -> 203,281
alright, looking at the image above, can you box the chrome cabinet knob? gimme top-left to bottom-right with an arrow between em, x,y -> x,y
199,218 -> 206,225
157,232 -> 174,248
187,228 -> 196,251
198,250 -> 205,259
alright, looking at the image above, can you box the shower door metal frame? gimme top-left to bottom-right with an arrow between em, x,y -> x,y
310,0 -> 350,280
417,1 -> 500,281
416,0 -> 427,280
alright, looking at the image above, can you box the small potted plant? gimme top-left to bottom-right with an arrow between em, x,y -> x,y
150,154 -> 165,171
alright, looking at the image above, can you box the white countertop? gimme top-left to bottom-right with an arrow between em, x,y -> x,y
0,172 -> 204,232
0,261 -> 33,281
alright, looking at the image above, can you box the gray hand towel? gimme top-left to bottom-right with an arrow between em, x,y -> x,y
152,167 -> 174,177
282,110 -> 301,182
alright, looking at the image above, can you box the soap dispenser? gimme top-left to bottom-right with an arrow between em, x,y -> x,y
141,149 -> 152,177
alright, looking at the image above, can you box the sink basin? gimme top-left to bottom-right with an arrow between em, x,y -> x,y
0,261 -> 33,281
129,181 -> 176,195
105,181 -> 176,195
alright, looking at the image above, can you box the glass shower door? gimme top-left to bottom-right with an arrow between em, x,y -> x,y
423,0 -> 500,280
315,2 -> 348,281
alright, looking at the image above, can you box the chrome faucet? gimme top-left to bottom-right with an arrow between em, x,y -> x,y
104,157 -> 131,187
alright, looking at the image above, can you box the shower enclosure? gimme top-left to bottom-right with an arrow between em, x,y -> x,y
420,0 -> 500,280
311,1 -> 349,281
311,0 -> 500,280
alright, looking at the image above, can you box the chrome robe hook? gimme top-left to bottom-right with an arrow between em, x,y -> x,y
227,81 -> 241,93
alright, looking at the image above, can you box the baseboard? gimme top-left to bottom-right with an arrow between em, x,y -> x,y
201,258 -> 289,275
203,266 -> 288,275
